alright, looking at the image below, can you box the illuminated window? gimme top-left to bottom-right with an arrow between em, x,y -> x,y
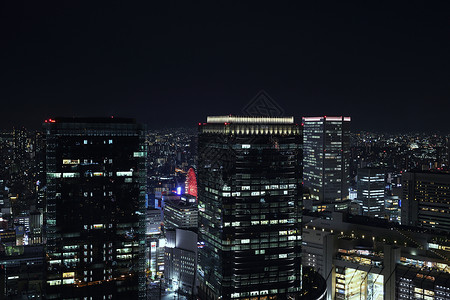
47,280 -> 62,286
63,272 -> 75,278
62,172 -> 79,178
63,159 -> 80,165
117,171 -> 132,177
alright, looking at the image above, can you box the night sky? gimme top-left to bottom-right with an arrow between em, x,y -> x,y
1,1 -> 449,132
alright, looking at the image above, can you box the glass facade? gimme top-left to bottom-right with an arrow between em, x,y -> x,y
303,117 -> 350,211
335,267 -> 383,300
44,118 -> 147,299
357,168 -> 385,218
402,172 -> 450,232
197,116 -> 302,300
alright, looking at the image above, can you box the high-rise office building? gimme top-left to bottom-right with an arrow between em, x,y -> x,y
161,192 -> 197,296
356,168 -> 385,218
385,196 -> 401,223
402,171 -> 450,232
146,207 -> 162,236
302,116 -> 351,211
43,117 -> 147,299
164,228 -> 198,296
197,116 -> 302,300
163,195 -> 198,296
29,209 -> 43,244
164,195 -> 198,230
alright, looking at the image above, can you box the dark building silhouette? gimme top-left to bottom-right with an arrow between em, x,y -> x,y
0,245 -> 45,298
197,116 -> 302,300
43,117 -> 147,299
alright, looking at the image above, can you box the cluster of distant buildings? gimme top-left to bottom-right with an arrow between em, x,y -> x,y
0,115 -> 448,299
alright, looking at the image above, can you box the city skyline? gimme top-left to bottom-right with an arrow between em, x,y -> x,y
1,1 -> 450,299
0,115 -> 449,299
1,2 -> 449,132
2,113 -> 450,134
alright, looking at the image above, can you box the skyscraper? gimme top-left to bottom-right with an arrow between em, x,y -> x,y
164,195 -> 198,230
197,116 -> 302,300
356,168 -> 385,218
43,117 -> 147,299
302,116 -> 351,211
402,171 -> 450,232
164,228 -> 198,296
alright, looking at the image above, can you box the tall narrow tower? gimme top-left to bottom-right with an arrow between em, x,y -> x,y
43,117 -> 147,299
357,168 -> 385,218
197,116 -> 302,300
302,116 -> 350,211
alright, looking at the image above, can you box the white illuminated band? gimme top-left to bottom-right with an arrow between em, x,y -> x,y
200,125 -> 300,135
207,116 -> 294,124
325,117 -> 343,121
302,117 -> 323,121
303,116 -> 351,122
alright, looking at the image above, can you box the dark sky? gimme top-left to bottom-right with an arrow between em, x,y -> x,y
1,1 -> 449,132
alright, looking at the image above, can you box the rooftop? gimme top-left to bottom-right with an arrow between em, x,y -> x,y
303,116 -> 351,122
43,117 -> 136,124
206,115 -> 294,124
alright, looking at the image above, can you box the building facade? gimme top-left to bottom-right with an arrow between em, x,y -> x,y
303,116 -> 351,212
146,207 -> 162,236
402,171 -> 450,233
163,195 -> 198,230
0,245 -> 45,298
197,116 -> 302,300
356,168 -> 385,218
43,117 -> 147,299
163,194 -> 198,297
384,195 -> 401,223
164,228 -> 197,296
302,211 -> 450,300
